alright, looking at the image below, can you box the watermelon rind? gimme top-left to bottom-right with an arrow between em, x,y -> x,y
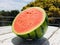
12,7 -> 48,40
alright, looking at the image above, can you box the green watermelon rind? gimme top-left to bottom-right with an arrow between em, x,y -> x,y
12,7 -> 48,39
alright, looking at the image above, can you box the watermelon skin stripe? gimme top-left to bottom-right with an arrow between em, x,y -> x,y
27,34 -> 31,39
45,15 -> 48,25
40,26 -> 44,35
17,15 -> 48,40
18,34 -> 29,39
29,31 -> 36,39
35,26 -> 43,39
34,30 -> 38,39
34,16 -> 48,39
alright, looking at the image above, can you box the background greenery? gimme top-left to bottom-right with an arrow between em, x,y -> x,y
0,0 -> 60,26
0,10 -> 19,26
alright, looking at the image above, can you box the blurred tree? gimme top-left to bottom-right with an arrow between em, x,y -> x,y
10,10 -> 19,17
0,10 -> 19,26
10,10 -> 19,25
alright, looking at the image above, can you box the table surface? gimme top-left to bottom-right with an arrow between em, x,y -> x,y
0,26 -> 60,45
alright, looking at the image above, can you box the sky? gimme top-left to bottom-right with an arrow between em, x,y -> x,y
0,0 -> 34,11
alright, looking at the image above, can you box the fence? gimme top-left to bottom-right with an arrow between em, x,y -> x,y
48,17 -> 60,27
0,16 -> 60,27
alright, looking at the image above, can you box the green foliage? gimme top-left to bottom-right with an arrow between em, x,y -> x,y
0,10 -> 19,26
10,10 -> 19,17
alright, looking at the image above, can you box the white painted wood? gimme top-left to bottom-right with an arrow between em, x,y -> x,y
0,41 -> 2,45
0,26 -> 59,45
0,33 -> 16,42
44,26 -> 58,39
48,28 -> 60,45
0,26 -> 12,35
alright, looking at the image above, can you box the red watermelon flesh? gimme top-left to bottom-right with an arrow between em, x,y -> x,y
12,7 -> 45,35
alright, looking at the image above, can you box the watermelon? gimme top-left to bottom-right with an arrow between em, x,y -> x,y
12,7 -> 48,40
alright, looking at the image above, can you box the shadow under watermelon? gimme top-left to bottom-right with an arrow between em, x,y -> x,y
12,37 -> 49,45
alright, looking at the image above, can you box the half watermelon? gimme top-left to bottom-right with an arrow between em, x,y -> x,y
12,7 -> 48,40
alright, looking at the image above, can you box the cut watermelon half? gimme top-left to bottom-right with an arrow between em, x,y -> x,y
12,7 -> 48,39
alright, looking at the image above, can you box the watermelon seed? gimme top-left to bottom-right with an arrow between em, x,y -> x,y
26,12 -> 31,14
26,12 -> 29,14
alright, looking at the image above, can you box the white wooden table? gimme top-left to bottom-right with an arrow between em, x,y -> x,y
0,26 -> 60,45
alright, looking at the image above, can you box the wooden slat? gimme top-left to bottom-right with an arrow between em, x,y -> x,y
0,42 -> 2,45
0,26 -> 12,35
44,26 -> 59,39
44,28 -> 60,45
42,28 -> 60,45
0,33 -> 16,42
